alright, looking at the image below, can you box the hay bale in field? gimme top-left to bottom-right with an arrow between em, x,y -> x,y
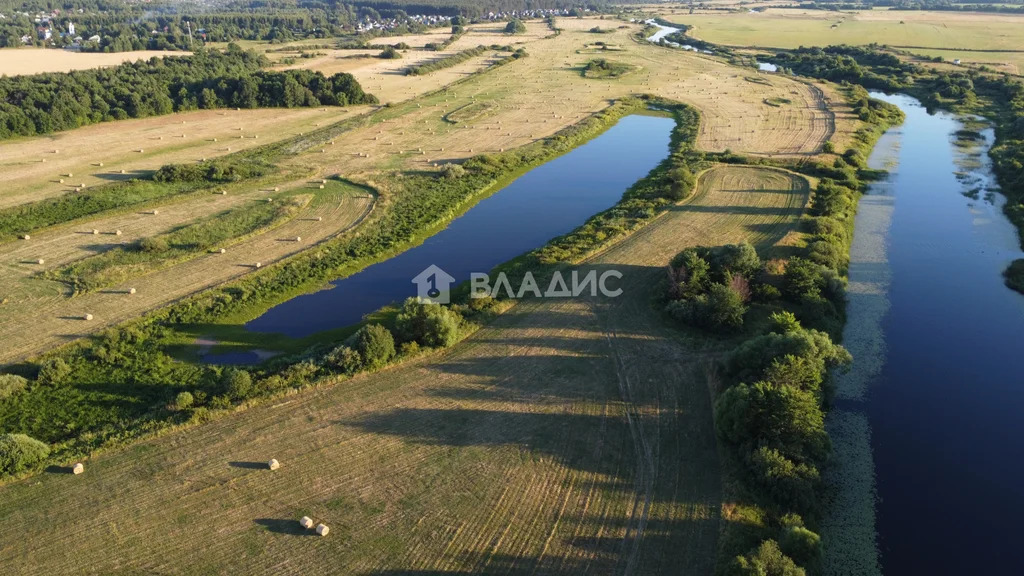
219,190 -> 228,195
83,314 -> 93,321
37,259 -> 45,265
59,179 -> 64,183
20,234 -> 30,240
138,149 -> 144,153
114,230 -> 122,236
268,459 -> 280,470
321,179 -> 327,184
295,236 -> 302,242
120,169 -> 126,174
266,198 -> 274,203
273,187 -> 280,192
128,287 -> 136,295
152,209 -> 159,215
213,138 -> 217,142
300,517 -> 314,529
92,229 -> 99,235
319,185 -> 325,189
53,149 -> 59,154
67,172 -> 73,177
316,216 -> 323,222
72,463 -> 84,475
97,162 -> 103,167
254,262 -> 261,268
219,248 -> 226,254
316,524 -> 329,536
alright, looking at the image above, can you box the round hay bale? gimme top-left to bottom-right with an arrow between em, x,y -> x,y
316,524 -> 330,536
67,172 -> 73,177
152,209 -> 159,215
255,262 -> 262,268
268,459 -> 280,471
53,149 -> 59,154
120,169 -> 126,174
266,198 -> 274,203
83,314 -> 93,321
316,216 -> 323,222
40,158 -> 46,163
220,190 -> 228,195
72,463 -> 84,475
59,179 -> 64,184
300,517 -> 314,529
80,183 -> 86,188
92,229 -> 99,235
321,179 -> 327,184
37,258 -> 45,265
97,162 -> 103,167
128,287 -> 136,295
273,187 -> 280,192
219,248 -> 226,254
213,138 -> 217,142
114,230 -> 122,236
295,236 -> 302,242
20,234 -> 30,240
138,149 -> 144,153
319,185 -> 325,189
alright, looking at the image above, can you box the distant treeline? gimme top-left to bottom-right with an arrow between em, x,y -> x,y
0,45 -> 375,140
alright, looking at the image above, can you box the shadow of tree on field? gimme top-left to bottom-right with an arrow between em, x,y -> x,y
254,518 -> 317,536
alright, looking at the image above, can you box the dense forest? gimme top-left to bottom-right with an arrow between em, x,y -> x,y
0,45 -> 375,139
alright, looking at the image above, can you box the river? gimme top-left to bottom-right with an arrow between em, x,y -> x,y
204,114 -> 675,362
827,93 -> 1024,574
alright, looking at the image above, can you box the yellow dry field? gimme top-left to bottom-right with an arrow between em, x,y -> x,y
0,166 -> 809,575
0,107 -> 363,210
264,17 -> 852,192
0,47 -> 187,75
0,182 -> 372,364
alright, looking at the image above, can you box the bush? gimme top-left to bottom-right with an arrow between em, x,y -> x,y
173,391 -> 194,411
223,368 -> 253,400
769,311 -> 801,334
138,236 -> 169,253
354,324 -> 395,370
727,539 -> 805,576
36,357 -> 72,386
748,446 -> 821,513
715,380 -> 830,464
0,374 -> 27,400
780,525 -> 822,572
325,345 -> 363,375
0,433 -> 50,476
726,327 -> 851,385
783,257 -> 828,300
395,298 -> 462,348
505,19 -> 526,34
379,46 -> 401,59
440,163 -> 466,179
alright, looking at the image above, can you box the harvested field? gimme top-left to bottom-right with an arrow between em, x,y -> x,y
0,107 -> 360,210
0,165 -> 809,574
0,181 -> 372,364
0,48 -> 187,75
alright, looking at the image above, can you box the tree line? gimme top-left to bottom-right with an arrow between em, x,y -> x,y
0,45 -> 375,140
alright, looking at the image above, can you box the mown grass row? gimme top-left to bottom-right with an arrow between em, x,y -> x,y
46,196 -> 304,294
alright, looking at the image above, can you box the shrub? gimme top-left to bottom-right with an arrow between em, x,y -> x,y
780,525 -> 822,572
223,368 -> 253,400
0,374 -> 27,400
505,19 -> 526,34
325,345 -> 363,375
822,140 -> 835,153
440,163 -> 466,179
783,257 -> 828,300
769,311 -> 801,334
138,236 -> 169,253
379,46 -> 401,59
728,539 -> 806,576
395,298 -> 462,348
36,357 -> 72,386
748,447 -> 821,513
354,324 -> 396,370
726,328 -> 851,385
0,433 -> 50,477
808,239 -> 846,270
172,391 -> 194,411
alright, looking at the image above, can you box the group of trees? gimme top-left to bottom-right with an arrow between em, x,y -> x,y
0,45 -> 375,139
664,243 -> 762,333
717,313 -> 851,574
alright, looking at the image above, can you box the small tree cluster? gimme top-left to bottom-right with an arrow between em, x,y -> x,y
395,298 -> 461,348
0,433 -> 50,477
664,242 -> 761,332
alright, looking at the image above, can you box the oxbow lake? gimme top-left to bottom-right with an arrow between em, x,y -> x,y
203,114 -> 675,363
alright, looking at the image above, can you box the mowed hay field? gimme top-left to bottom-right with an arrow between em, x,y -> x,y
0,106 -> 361,210
0,182 -> 372,364
0,48 -> 187,75
0,166 -> 809,575
657,8 -> 1024,75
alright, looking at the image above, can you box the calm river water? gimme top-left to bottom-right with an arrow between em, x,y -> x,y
842,93 -> 1024,574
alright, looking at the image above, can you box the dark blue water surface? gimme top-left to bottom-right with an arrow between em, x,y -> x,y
242,114 -> 674,338
864,94 -> 1024,574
